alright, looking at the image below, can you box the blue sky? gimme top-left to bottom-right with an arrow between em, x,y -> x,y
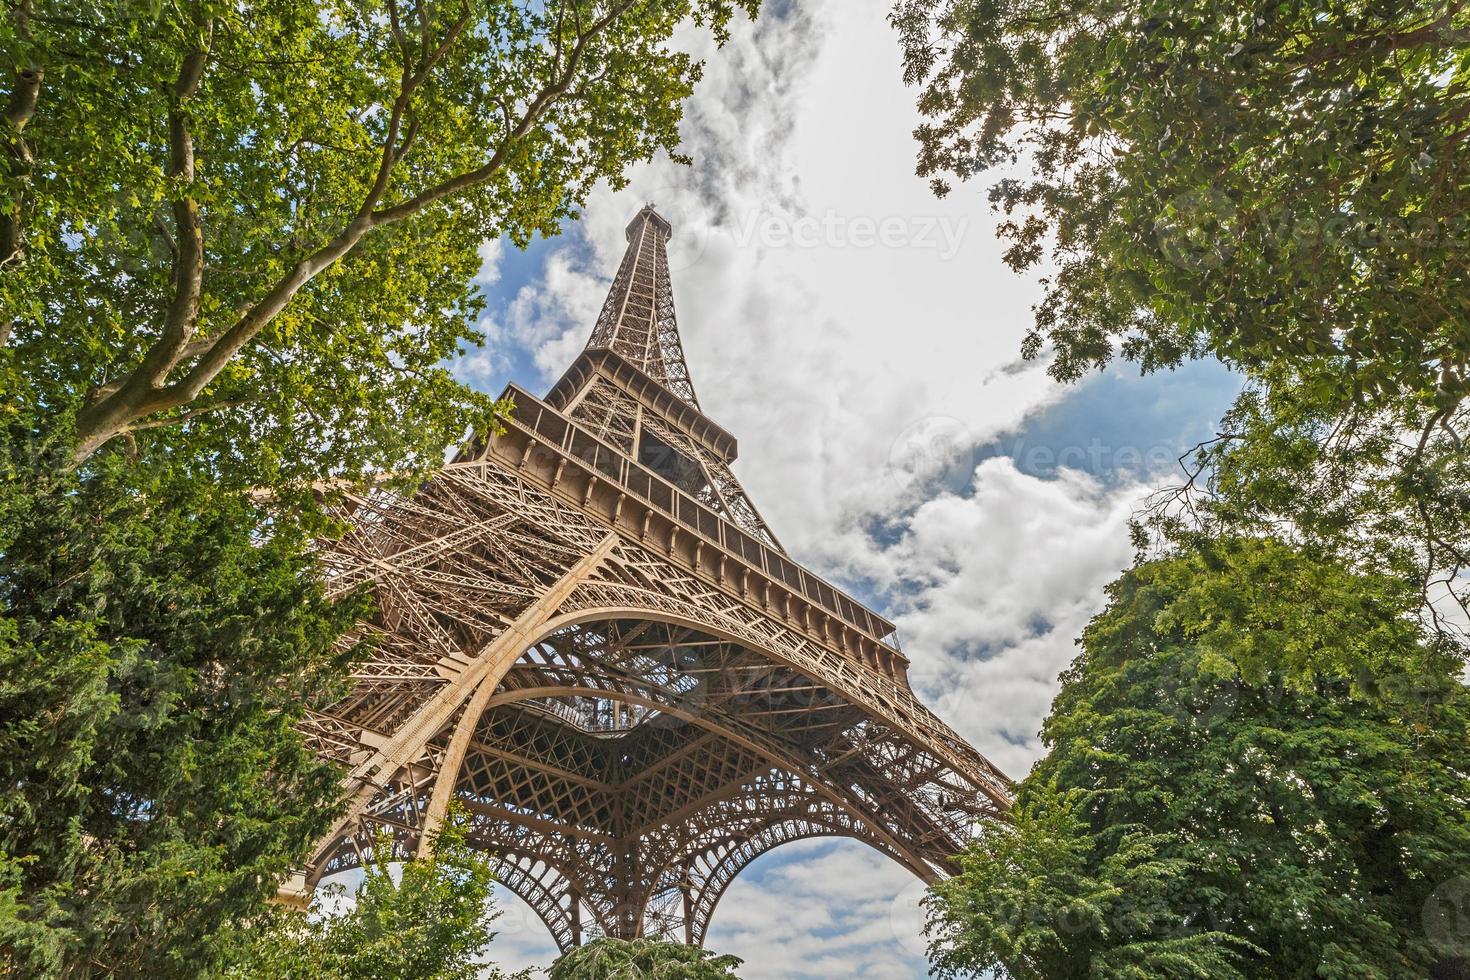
455,3 -> 1242,974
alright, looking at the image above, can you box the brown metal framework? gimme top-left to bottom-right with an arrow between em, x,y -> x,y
284,206 -> 1011,949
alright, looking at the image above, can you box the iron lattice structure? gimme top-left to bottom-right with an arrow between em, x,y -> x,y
286,206 -> 1011,948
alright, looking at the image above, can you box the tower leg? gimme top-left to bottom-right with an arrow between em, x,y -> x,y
570,890 -> 582,947
609,845 -> 644,940
681,872 -> 695,945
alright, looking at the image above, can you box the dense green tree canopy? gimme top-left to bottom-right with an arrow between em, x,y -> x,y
1163,372 -> 1470,642
892,0 -> 1470,405
548,936 -> 745,979
3,2 -> 768,973
889,5 -> 1470,976
926,539 -> 1470,979
0,440 -> 366,977
2,0 -> 756,479
224,806 -> 525,980
892,0 -> 1470,632
928,784 -> 1252,979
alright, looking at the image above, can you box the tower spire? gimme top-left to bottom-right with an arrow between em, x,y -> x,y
585,204 -> 700,407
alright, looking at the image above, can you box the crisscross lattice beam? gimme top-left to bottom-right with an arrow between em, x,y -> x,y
283,207 -> 1011,950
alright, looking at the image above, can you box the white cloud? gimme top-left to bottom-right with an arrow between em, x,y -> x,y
483,887 -> 565,974
452,315 -> 504,388
499,0 -> 1065,565
705,839 -> 930,980
879,459 -> 1146,777
475,237 -> 505,286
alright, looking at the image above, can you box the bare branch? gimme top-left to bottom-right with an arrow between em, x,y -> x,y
70,24 -> 214,460
387,0 -> 410,61
372,0 -> 637,225
2,70 -> 41,158
405,2 -> 473,92
128,24 -> 213,388
122,397 -> 252,433
414,0 -> 432,61
154,8 -> 477,411
361,2 -> 470,218
152,211 -> 179,258
1294,1 -> 1468,67
1,66 -> 43,269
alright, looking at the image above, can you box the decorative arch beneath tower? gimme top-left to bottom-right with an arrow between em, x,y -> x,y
356,607 -> 980,949
482,787 -> 898,950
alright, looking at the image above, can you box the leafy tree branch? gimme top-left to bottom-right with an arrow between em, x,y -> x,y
3,0 -> 758,487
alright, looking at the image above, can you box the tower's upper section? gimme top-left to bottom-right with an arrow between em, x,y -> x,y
582,205 -> 700,407
539,204 -> 783,550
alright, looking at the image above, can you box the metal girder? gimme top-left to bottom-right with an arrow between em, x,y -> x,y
282,206 -> 1011,948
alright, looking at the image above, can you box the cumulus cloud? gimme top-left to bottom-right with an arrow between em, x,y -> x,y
495,0 -> 1069,568
876,459 -> 1146,776
475,237 -> 505,286
481,888 -> 568,974
451,315 -> 504,388
706,839 -> 930,980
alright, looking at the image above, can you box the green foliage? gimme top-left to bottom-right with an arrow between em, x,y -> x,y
0,3 -> 761,969
1163,371 -> 1470,642
892,0 -> 1470,632
928,784 -> 1252,979
224,805 -> 526,980
1111,534 -> 1437,687
927,540 -> 1470,979
892,0 -> 1470,406
0,436 -> 367,977
2,0 -> 758,477
548,936 -> 745,979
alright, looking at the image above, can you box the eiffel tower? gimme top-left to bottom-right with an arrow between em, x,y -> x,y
287,205 -> 1011,949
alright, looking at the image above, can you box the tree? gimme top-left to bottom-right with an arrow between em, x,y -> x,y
891,0 -> 1470,632
548,936 -> 745,979
0,437 -> 367,977
926,539 -> 1470,979
1156,370 -> 1470,642
927,784 -> 1251,979
892,6 -> 1470,974
891,0 -> 1470,404
2,0 -> 758,478
0,2 -> 761,966
223,805 -> 526,980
